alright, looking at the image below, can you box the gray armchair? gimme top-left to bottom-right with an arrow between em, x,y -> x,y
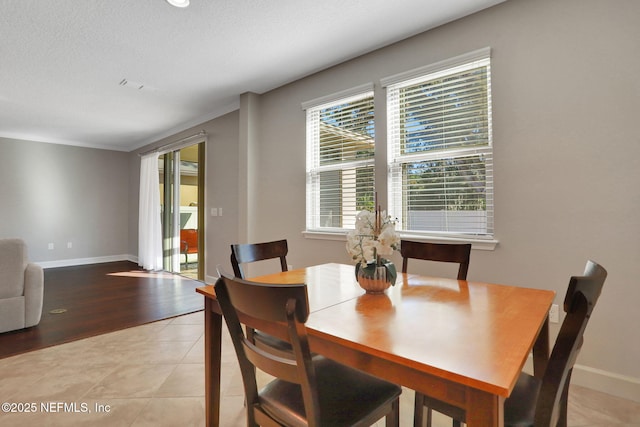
0,238 -> 44,333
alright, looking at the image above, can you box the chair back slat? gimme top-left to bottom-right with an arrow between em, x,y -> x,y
219,276 -> 309,323
231,239 -> 289,279
400,240 -> 471,280
243,336 -> 301,384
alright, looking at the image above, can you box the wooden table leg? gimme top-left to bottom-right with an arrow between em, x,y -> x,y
466,388 -> 504,427
204,298 -> 222,427
533,315 -> 550,378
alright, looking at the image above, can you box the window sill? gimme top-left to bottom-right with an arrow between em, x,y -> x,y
302,230 -> 498,251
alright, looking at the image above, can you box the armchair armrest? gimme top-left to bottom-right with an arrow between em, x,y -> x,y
24,263 -> 44,327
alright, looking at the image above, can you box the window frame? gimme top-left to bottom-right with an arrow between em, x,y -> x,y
304,84 -> 376,234
303,49 -> 498,250
383,47 -> 496,247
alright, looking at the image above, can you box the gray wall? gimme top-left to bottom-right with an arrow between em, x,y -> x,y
235,0 -> 640,401
0,138 -> 129,265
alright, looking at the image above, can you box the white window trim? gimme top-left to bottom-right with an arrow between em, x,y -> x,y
302,48 -> 500,250
380,47 -> 491,88
302,229 -> 498,251
301,83 -> 374,110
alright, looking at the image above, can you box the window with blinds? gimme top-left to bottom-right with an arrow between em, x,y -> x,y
305,90 -> 375,232
386,49 -> 493,238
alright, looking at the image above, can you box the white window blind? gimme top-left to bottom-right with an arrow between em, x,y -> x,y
305,90 -> 375,232
386,51 -> 494,238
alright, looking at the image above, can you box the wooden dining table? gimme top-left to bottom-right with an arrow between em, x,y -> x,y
196,263 -> 555,426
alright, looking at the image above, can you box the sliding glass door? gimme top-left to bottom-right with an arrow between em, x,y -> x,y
159,143 -> 204,280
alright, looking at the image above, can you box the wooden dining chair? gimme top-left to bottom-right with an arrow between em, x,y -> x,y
414,260 -> 607,427
230,239 -> 291,354
400,240 -> 471,280
403,240 -> 471,427
215,274 -> 402,427
230,239 -> 289,280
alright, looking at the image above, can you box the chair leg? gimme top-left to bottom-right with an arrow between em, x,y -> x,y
386,398 -> 400,427
414,393 -> 425,427
426,408 -> 433,427
558,376 -> 571,427
414,392 -> 464,427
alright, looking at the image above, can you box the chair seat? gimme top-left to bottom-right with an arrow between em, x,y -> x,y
504,372 -> 542,427
260,355 -> 402,427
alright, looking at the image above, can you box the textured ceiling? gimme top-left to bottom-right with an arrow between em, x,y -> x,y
0,0 -> 504,151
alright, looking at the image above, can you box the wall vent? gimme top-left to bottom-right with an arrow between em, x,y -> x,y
119,79 -> 144,90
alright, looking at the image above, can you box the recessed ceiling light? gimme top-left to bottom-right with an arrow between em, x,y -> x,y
166,0 -> 189,8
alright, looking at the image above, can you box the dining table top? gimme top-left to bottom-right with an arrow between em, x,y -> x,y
197,262 -> 555,399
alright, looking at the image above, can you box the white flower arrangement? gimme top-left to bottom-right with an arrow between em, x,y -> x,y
346,208 -> 400,284
346,210 -> 400,265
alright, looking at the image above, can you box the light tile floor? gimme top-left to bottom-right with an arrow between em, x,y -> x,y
0,311 -> 638,426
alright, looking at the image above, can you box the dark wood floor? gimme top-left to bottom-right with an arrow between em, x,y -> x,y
0,261 -> 204,359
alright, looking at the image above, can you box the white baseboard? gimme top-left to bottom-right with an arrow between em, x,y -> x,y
37,254 -> 138,269
525,356 -> 640,403
571,363 -> 640,403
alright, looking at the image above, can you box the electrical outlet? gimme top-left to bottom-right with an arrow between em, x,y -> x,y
67,242 -> 73,249
549,304 -> 559,323
48,243 -> 54,250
